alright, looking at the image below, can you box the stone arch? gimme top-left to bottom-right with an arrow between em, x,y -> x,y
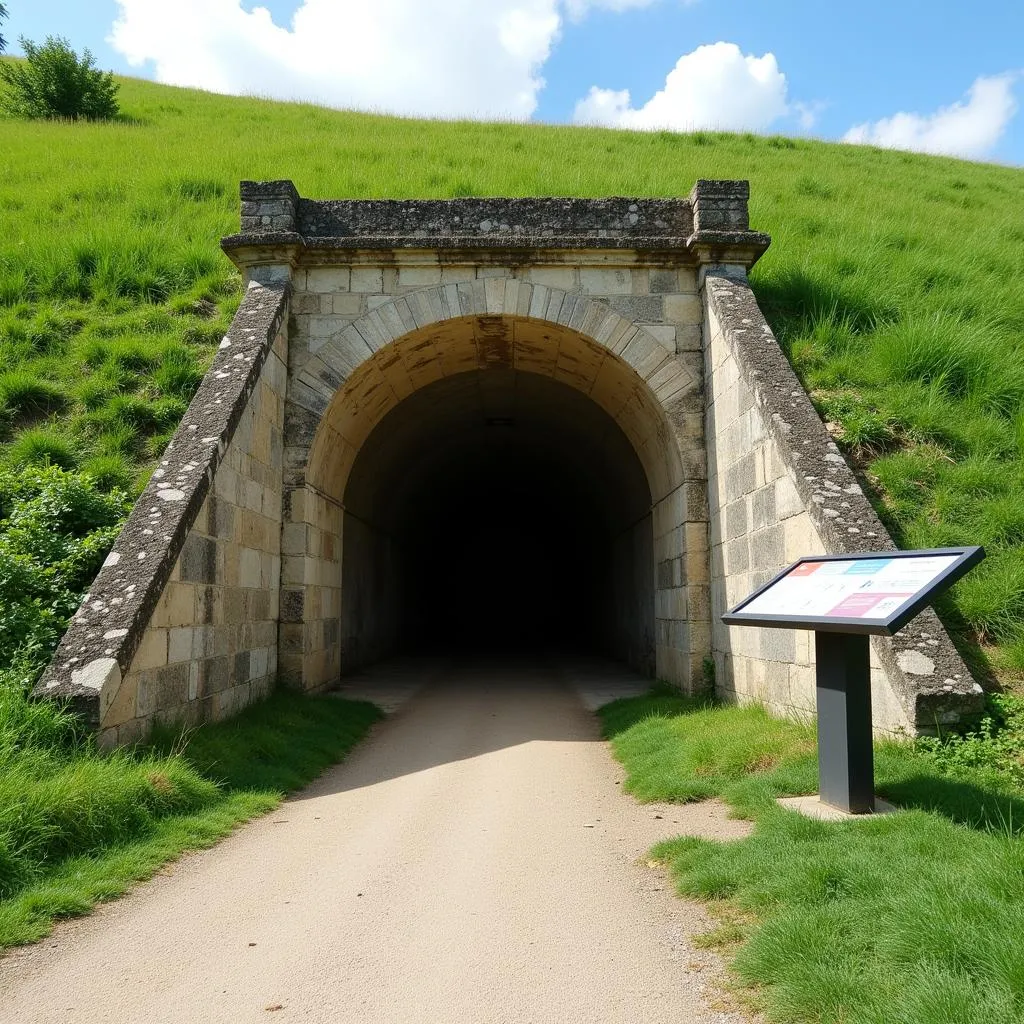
279,281 -> 707,694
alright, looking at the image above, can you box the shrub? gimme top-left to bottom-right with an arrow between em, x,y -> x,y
0,465 -> 129,683
0,36 -> 119,121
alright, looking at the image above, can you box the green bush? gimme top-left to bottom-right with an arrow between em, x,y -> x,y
0,466 -> 129,684
0,36 -> 119,121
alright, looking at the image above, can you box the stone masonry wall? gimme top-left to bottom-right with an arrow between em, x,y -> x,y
281,261 -> 710,693
35,282 -> 289,744
702,269 -> 984,734
101,333 -> 286,745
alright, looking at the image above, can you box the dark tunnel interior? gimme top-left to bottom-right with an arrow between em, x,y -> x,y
340,370 -> 656,672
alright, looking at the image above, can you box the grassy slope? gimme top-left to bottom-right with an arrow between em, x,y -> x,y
1,74 -> 1023,682
600,690 -> 1024,1024
0,688 -> 382,949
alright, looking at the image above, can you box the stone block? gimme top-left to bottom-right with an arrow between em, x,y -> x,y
131,629 -> 168,672
306,267 -> 350,292
676,324 -> 702,352
234,650 -> 252,684
648,269 -> 679,294
784,514 -> 818,562
725,452 -> 757,500
350,267 -> 383,293
599,295 -> 663,322
398,266 -> 441,287
440,266 -> 475,284
759,626 -> 795,663
663,293 -> 703,325
621,331 -> 671,380
332,293 -> 364,316
688,585 -> 710,622
167,626 -> 194,664
151,583 -> 197,628
726,537 -> 750,574
657,559 -> 674,590
751,523 -> 785,569
775,475 -> 805,519
725,498 -> 748,540
640,324 -> 677,349
526,267 -> 576,291
196,586 -> 223,625
751,485 -> 777,531
239,548 -> 262,589
580,267 -> 632,295
180,535 -> 218,585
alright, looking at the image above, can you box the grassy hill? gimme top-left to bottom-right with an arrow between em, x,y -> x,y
1,72 -> 1023,687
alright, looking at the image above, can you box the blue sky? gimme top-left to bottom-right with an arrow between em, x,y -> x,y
5,1 -> 1023,164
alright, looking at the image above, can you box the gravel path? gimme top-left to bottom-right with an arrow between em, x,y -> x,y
0,660 -> 753,1023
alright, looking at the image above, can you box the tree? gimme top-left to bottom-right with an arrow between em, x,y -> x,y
0,5 -> 8,55
0,36 -> 119,121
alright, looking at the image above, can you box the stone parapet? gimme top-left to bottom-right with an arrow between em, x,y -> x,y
703,271 -> 983,733
224,180 -> 769,267
34,282 -> 290,738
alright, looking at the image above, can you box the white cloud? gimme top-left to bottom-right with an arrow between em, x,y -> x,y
573,42 -> 789,132
562,0 -> 696,18
109,0 -> 566,120
843,73 -> 1019,158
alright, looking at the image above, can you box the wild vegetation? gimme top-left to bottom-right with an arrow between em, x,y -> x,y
0,72 -> 1021,687
601,688 -> 1024,1024
0,37 -> 120,121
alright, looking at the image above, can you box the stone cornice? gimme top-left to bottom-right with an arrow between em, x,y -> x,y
222,179 -> 771,270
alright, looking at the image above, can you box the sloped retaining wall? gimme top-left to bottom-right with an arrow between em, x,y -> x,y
702,268 -> 984,734
34,281 -> 290,746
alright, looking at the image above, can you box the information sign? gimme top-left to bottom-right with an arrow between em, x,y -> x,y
722,548 -> 983,635
721,546 -> 984,814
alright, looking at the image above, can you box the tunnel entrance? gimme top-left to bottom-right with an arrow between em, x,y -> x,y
291,308 -> 699,695
341,370 -> 655,669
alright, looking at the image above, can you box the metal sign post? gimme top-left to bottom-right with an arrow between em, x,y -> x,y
722,547 -> 984,814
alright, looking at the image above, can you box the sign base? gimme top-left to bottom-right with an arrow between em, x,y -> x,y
777,795 -> 899,821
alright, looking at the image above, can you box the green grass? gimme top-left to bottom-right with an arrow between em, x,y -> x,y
600,688 -> 1024,1024
0,687 -> 382,949
0,72 -> 1023,963
0,71 -> 1021,684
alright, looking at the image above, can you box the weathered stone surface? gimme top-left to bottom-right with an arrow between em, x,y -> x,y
703,270 -> 982,733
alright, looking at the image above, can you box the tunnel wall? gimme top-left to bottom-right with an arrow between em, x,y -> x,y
608,514 -> 656,676
280,487 -> 343,688
339,512 -> 403,675
35,282 -> 290,745
702,269 -> 983,734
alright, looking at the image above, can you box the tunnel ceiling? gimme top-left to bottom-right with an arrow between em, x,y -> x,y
306,315 -> 686,510
344,368 -> 652,539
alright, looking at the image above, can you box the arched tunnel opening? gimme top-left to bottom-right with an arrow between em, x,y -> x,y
340,369 -> 656,673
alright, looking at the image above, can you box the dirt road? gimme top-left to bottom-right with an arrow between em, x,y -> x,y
0,660 -> 751,1023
